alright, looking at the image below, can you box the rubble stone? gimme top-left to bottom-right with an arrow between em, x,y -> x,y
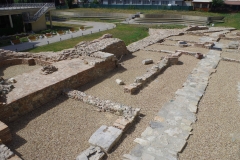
40,65 -> 58,75
116,79 -> 124,85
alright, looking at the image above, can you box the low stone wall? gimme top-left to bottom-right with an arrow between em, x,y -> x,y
75,38 -> 130,58
127,29 -> 185,53
124,58 -> 169,94
65,90 -> 141,158
0,54 -> 117,122
0,121 -> 11,144
63,89 -> 140,122
222,57 -> 240,63
187,27 -> 235,36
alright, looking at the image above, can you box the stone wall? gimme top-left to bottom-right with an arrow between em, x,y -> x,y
0,55 -> 117,122
0,121 -> 11,144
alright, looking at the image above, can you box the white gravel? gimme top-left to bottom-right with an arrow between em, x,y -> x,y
179,60 -> 240,160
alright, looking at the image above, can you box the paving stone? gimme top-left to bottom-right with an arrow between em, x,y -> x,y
88,125 -> 122,153
123,154 -> 141,160
134,138 -> 149,146
76,146 -> 105,160
141,152 -> 155,160
149,121 -> 164,129
130,144 -> 144,157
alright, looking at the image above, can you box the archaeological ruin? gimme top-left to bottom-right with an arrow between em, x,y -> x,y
0,25 -> 240,160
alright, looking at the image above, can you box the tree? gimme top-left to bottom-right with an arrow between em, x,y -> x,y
212,0 -> 224,8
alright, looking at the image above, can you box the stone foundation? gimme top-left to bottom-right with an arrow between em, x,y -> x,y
0,121 -> 11,144
1,54 -> 117,122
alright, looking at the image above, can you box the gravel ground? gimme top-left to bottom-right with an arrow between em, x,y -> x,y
0,64 -> 41,79
78,51 -> 199,159
219,39 -> 233,45
221,49 -> 240,60
160,40 -> 177,46
146,44 -> 209,54
8,96 -> 117,160
6,49 -> 198,160
224,30 -> 240,37
166,35 -> 201,43
179,60 -> 240,160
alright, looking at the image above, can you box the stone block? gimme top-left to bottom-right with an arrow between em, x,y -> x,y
124,84 -> 138,94
194,43 -> 204,48
113,117 -> 132,131
142,59 -> 153,65
178,41 -> 188,47
88,125 -> 122,153
76,146 -> 105,160
0,121 -> 12,144
195,53 -> 204,59
165,56 -> 178,65
116,79 -> 124,85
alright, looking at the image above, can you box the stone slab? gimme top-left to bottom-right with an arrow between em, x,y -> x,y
76,146 -> 105,160
88,125 -> 122,153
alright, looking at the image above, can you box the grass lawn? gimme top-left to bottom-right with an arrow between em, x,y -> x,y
25,9 -> 239,53
26,23 -> 185,53
55,8 -> 240,29
26,23 -> 148,53
70,17 -> 123,23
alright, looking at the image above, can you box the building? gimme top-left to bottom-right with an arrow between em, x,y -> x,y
102,0 -> 187,6
224,0 -> 240,5
192,0 -> 212,11
0,2 -> 55,35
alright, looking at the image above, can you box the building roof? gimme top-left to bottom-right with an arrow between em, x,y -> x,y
224,0 -> 240,5
192,0 -> 212,2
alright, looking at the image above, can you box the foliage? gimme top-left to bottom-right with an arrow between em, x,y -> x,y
92,0 -> 99,4
212,0 -> 224,7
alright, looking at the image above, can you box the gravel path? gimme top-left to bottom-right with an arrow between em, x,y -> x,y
8,96 -> 117,160
179,60 -> 240,160
146,44 -> 209,54
0,64 -> 41,79
221,49 -> 240,60
219,39 -> 232,45
160,40 -> 177,46
78,51 -> 199,159
166,35 -> 201,43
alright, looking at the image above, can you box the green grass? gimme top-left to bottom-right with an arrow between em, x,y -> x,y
214,13 -> 240,29
25,23 -> 149,53
70,17 -> 123,23
150,24 -> 185,29
55,8 -> 240,29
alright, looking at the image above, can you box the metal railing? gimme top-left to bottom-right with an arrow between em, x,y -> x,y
23,3 -> 53,22
0,3 -> 55,10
